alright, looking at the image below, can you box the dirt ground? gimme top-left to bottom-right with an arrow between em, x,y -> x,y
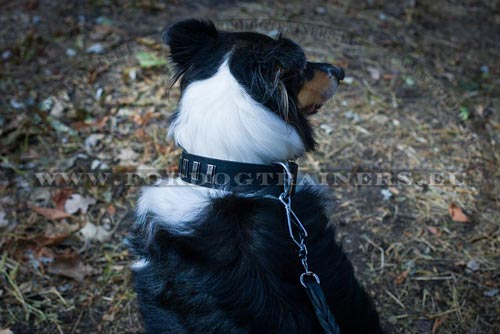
0,0 -> 499,333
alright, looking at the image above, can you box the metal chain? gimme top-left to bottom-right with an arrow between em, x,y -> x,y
274,162 -> 320,287
275,161 -> 342,334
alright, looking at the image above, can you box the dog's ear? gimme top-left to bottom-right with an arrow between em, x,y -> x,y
162,19 -> 218,69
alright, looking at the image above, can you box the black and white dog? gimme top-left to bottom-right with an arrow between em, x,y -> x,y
129,19 -> 383,334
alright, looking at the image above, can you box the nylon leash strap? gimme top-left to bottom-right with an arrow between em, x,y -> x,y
275,162 -> 342,334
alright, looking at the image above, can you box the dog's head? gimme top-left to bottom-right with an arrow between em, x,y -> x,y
164,19 -> 344,152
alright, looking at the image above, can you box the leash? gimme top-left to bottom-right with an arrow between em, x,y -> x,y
275,162 -> 342,334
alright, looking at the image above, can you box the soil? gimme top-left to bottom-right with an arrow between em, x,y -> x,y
1,1 -> 498,333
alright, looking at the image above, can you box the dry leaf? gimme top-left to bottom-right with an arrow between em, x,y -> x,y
0,328 -> 14,334
107,205 -> 116,216
33,221 -> 79,247
427,226 -> 441,237
79,222 -> 111,242
366,66 -> 381,80
432,316 -> 447,333
52,188 -> 73,211
388,187 -> 400,195
132,111 -> 159,126
394,270 -> 408,285
30,205 -> 72,220
448,203 -> 469,222
48,251 -> 93,282
64,194 -> 96,214
0,211 -> 8,228
118,148 -> 138,165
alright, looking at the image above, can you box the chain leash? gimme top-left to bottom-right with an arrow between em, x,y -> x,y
274,161 -> 342,334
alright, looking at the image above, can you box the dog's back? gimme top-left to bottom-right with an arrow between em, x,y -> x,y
129,188 -> 382,333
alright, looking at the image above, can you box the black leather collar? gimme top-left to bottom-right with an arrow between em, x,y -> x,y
179,151 -> 298,195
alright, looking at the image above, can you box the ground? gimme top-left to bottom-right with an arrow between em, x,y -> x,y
0,0 -> 499,333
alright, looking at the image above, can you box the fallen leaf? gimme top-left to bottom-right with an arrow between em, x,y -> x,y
48,251 -> 93,282
394,270 -> 408,285
85,133 -> 105,149
0,211 -> 8,228
366,66 -> 381,80
86,43 -> 105,54
380,188 -> 392,201
30,205 -> 72,220
432,316 -> 447,333
388,187 -> 399,195
484,288 -> 498,297
79,222 -> 111,242
118,148 -> 139,165
0,328 -> 14,334
466,259 -> 480,272
52,188 -> 73,211
107,205 -> 116,216
132,111 -> 160,126
448,203 -> 469,222
64,194 -> 96,214
32,221 -> 79,247
427,226 -> 441,237
35,246 -> 56,263
475,104 -> 484,117
135,51 -> 167,68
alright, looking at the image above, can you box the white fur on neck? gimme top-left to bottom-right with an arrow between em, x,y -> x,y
169,58 -> 305,164
136,57 -> 302,236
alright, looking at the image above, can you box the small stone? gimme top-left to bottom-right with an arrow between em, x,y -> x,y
404,77 -> 415,86
343,77 -> 354,84
0,211 -> 8,228
85,134 -> 104,149
315,6 -> 326,14
66,48 -> 77,57
96,87 -> 104,100
480,65 -> 489,74
40,97 -> 54,111
367,66 -> 381,80
86,43 -> 105,54
344,110 -> 361,123
2,50 -> 12,60
466,259 -> 479,272
128,68 -> 137,80
381,188 -> 392,201
484,289 -> 498,297
320,124 -> 333,135
91,159 -> 101,170
50,100 -> 64,117
95,16 -> 112,25
10,99 -> 25,109
267,29 -> 280,39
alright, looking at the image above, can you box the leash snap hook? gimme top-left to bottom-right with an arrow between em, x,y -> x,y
273,161 -> 295,199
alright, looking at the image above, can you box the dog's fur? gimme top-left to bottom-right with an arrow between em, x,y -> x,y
129,19 -> 383,334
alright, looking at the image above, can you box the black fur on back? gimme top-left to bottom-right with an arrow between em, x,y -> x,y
129,188 -> 383,333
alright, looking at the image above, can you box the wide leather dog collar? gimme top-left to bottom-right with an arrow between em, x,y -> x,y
178,150 -> 298,195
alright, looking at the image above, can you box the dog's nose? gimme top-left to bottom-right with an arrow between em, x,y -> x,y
320,64 -> 345,82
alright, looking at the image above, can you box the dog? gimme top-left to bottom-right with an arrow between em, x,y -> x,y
128,19 -> 383,334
